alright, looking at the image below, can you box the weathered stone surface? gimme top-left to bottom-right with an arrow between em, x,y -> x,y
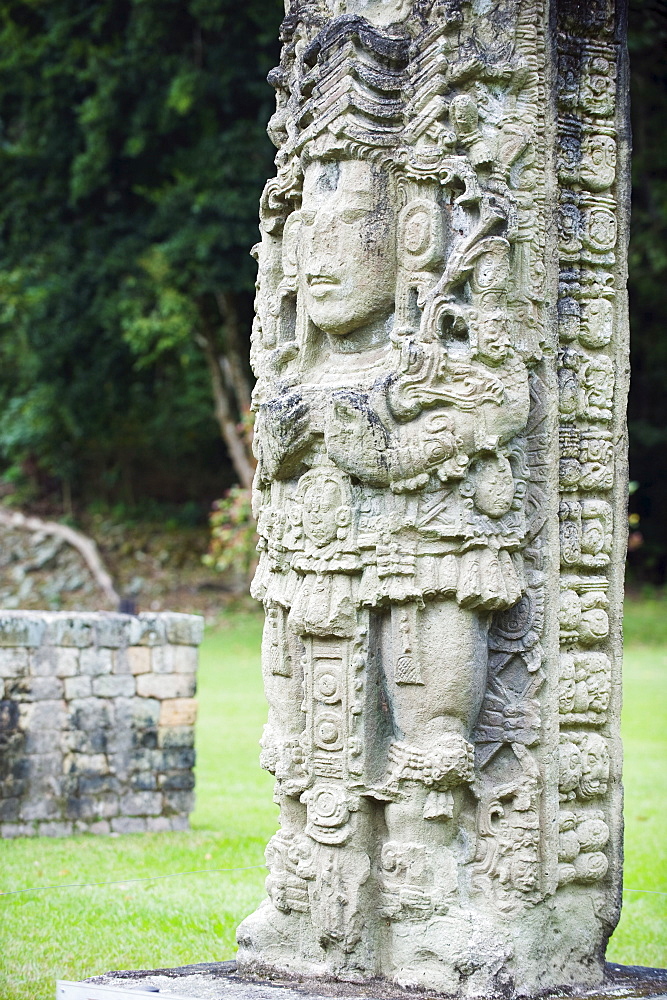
120,791 -> 163,816
165,613 -> 206,646
92,674 -> 137,698
0,613 -> 45,647
129,615 -> 167,647
159,698 -> 198,727
111,816 -> 148,834
38,820 -> 74,837
151,645 -> 176,674
170,814 -> 191,832
158,725 -> 196,748
23,728 -> 60,754
146,815 -> 173,832
0,648 -> 29,677
173,645 -> 199,674
163,790 -> 194,816
45,615 -> 95,648
87,819 -> 111,834
0,611 -> 201,837
239,0 -> 628,995
94,614 -> 134,648
111,648 -> 134,675
79,647 -> 114,676
136,673 -> 195,700
23,699 -> 68,731
78,962 -> 667,1000
64,675 -> 93,700
127,646 -> 152,675
24,676 -> 64,700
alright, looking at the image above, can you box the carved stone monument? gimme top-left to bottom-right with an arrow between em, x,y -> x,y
238,0 -> 629,994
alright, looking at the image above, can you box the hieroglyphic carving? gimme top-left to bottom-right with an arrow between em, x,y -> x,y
559,651 -> 612,724
554,0 -> 625,941
237,0 -> 627,993
558,808 -> 610,886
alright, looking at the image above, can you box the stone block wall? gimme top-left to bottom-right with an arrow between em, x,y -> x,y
0,611 -> 203,837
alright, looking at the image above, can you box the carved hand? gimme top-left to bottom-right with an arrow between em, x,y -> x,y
387,413 -> 465,491
258,392 -> 312,480
324,392 -> 390,487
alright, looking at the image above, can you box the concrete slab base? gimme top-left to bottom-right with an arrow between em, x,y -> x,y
57,961 -> 667,1000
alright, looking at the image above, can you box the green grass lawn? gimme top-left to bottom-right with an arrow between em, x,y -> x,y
605,596 -> 667,967
1,600 -> 665,1000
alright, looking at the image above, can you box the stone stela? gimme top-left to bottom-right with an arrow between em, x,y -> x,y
238,0 -> 629,994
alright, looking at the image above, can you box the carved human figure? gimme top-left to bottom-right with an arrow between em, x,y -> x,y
246,141 -> 532,971
558,732 -> 610,802
239,0 -> 626,986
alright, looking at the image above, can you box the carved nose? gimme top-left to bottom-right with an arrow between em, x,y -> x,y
309,214 -> 339,252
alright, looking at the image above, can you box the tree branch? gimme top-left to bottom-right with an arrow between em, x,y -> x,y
0,508 -> 120,607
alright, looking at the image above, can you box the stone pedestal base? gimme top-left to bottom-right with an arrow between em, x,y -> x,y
59,961 -> 667,1000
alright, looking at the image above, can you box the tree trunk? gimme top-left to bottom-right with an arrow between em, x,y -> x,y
214,290 -> 253,415
196,325 -> 256,491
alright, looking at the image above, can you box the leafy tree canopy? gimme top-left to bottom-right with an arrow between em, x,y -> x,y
627,0 -> 667,580
0,0 -> 282,506
1,0 -> 667,584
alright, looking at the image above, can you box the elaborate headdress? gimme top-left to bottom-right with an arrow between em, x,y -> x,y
252,3 -> 543,379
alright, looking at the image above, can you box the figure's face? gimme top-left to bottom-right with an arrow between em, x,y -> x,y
475,314 -> 511,366
587,208 -> 616,251
577,817 -> 609,852
579,735 -> 610,797
297,158 -> 397,337
559,589 -> 580,629
511,855 -> 538,893
587,670 -> 610,712
584,362 -> 612,407
302,480 -> 342,546
582,519 -> 604,555
471,454 -> 515,518
582,298 -> 612,348
581,606 -> 608,642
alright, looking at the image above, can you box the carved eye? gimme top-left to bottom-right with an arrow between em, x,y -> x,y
300,210 -> 316,225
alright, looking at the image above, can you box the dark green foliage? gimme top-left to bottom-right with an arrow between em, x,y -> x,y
0,0 -> 281,506
0,0 -> 666,582
627,0 -> 667,580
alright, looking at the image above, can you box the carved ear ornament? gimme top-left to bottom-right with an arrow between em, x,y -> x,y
397,199 -> 444,270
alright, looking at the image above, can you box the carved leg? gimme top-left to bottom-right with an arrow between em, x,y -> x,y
379,601 -> 488,807
386,600 -> 490,742
377,601 -> 491,984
